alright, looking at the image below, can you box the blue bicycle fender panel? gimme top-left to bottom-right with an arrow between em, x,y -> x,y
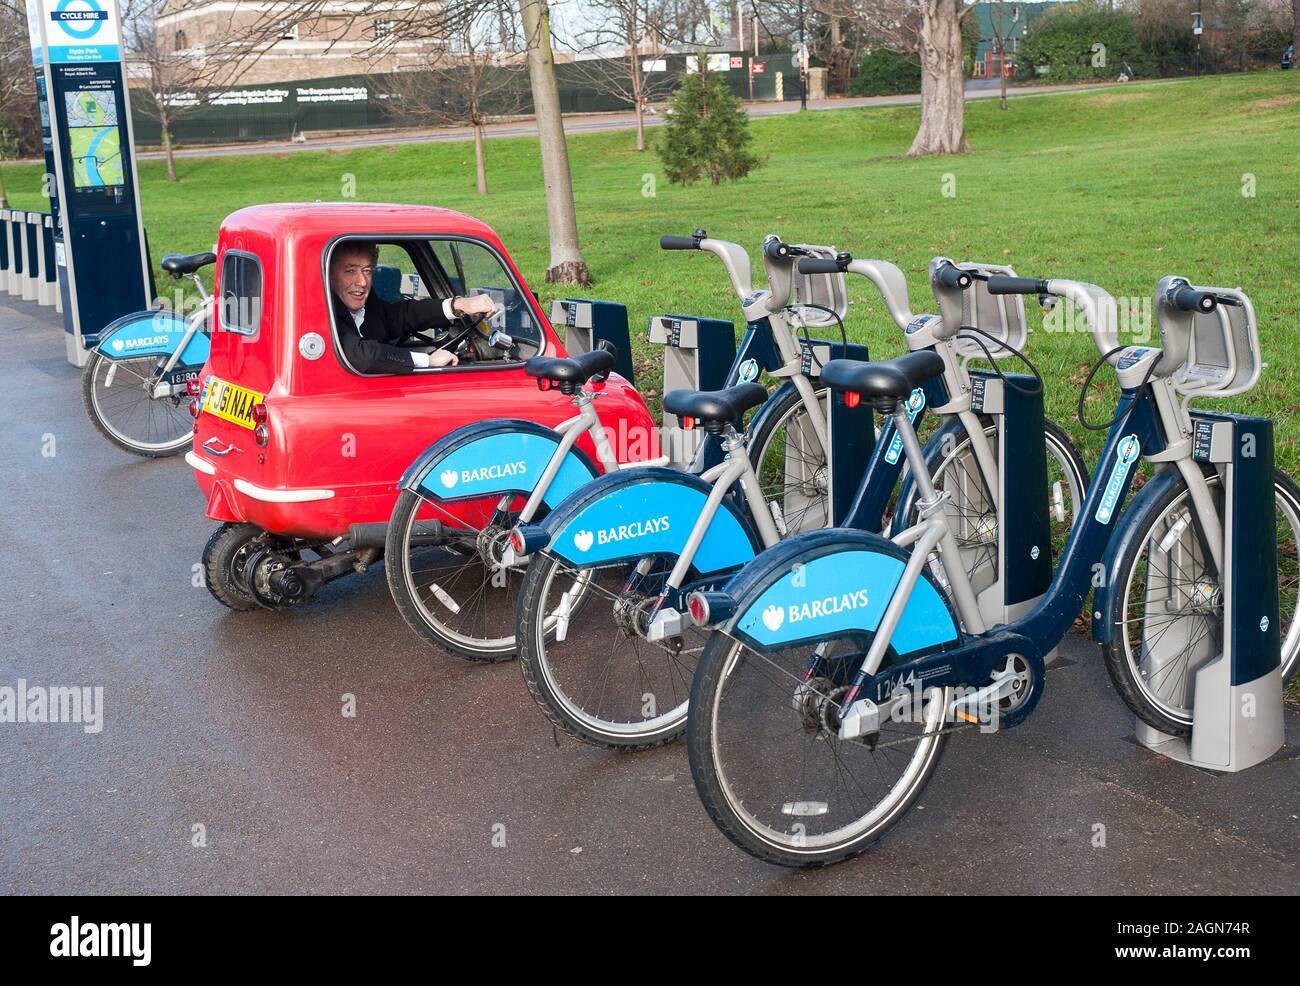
732,546 -> 959,655
546,473 -> 757,574
97,309 -> 209,364
416,427 -> 598,506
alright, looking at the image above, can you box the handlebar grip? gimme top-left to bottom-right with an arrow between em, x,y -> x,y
660,235 -> 699,250
936,264 -> 973,290
797,257 -> 842,275
1169,284 -> 1218,313
987,275 -> 1049,296
763,239 -> 793,261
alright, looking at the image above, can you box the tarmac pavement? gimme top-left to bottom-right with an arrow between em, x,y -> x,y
0,296 -> 1295,895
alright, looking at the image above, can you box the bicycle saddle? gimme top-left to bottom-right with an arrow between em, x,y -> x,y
161,252 -> 217,276
820,352 -> 945,408
664,382 -> 769,425
525,348 -> 616,389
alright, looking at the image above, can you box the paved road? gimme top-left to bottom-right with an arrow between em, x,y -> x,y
0,297 -> 1295,894
132,79 -> 1158,162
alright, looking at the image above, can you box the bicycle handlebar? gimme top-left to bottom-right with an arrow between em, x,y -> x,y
1168,283 -> 1224,313
935,263 -> 974,290
986,275 -> 1050,296
796,256 -> 845,275
659,235 -> 699,250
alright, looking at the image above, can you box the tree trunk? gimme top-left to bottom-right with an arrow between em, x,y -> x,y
162,126 -> 178,182
0,169 -> 8,210
473,123 -> 488,195
999,43 -> 1008,110
1294,0 -> 1300,55
908,0 -> 970,156
518,0 -> 590,285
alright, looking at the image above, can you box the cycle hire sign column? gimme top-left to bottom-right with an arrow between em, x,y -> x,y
29,0 -> 151,366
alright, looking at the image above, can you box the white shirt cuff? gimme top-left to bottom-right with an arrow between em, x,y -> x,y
410,351 -> 431,369
442,297 -> 457,320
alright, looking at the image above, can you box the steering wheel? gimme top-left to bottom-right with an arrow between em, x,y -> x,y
436,311 -> 490,358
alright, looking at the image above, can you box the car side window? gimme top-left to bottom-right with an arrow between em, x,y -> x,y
218,251 -> 263,336
430,239 -> 541,351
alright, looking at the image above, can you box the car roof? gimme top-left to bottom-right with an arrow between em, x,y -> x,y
220,202 -> 501,243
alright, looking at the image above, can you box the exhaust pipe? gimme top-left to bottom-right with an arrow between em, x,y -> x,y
348,519 -> 444,552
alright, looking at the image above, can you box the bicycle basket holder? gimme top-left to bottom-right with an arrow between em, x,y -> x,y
1170,286 -> 1261,400
951,260 -> 1029,361
789,244 -> 848,329
954,261 -> 1028,361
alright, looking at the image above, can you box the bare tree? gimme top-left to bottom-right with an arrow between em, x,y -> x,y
0,0 -> 39,207
821,0 -> 966,154
570,1 -> 675,151
570,0 -> 698,151
988,1 -> 1020,110
383,3 -> 524,193
1294,0 -> 1299,58
520,0 -> 588,285
123,0 -> 291,181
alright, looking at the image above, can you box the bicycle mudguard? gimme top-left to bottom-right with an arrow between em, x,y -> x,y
716,529 -> 962,657
95,309 -> 209,365
887,394 -> 960,538
399,419 -> 601,507
1089,467 -> 1194,647
524,467 -> 761,574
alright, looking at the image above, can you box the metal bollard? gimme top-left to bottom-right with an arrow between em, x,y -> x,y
22,212 -> 40,302
39,214 -> 58,308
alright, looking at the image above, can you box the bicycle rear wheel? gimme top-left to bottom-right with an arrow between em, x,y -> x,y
687,633 -> 952,867
81,351 -> 194,457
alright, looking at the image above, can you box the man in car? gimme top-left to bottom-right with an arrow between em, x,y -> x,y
330,241 -> 497,374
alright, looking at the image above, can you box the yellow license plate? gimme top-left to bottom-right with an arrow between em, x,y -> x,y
201,377 -> 264,430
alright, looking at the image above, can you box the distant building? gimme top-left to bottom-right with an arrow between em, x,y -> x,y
969,1 -> 1065,79
155,1 -> 449,84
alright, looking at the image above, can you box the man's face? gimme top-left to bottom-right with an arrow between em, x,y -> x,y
331,249 -> 375,313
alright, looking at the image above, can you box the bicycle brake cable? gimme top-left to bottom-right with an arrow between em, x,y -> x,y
784,303 -> 849,371
1077,345 -> 1161,432
955,324 -> 1044,397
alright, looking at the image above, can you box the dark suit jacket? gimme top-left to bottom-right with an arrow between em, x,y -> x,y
332,291 -> 455,374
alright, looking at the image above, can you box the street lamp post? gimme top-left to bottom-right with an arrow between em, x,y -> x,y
1192,11 -> 1203,77
798,0 -> 808,110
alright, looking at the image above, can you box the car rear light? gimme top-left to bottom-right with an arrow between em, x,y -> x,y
189,400 -> 200,418
186,377 -> 203,397
251,403 -> 268,425
844,391 -> 861,409
254,423 -> 269,447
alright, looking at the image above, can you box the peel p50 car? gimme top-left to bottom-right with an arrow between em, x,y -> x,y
186,202 -> 655,611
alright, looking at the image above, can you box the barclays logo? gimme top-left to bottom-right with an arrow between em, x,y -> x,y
449,460 -> 527,488
572,514 -> 671,552
787,587 -> 870,625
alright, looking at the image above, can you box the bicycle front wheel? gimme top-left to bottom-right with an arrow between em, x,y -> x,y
1101,468 -> 1300,736
747,383 -> 831,535
686,633 -> 951,867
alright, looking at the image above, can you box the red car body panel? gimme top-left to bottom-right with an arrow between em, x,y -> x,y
189,203 -> 655,540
